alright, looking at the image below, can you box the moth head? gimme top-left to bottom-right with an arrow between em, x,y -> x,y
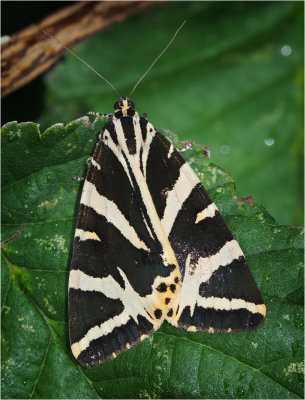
114,97 -> 135,118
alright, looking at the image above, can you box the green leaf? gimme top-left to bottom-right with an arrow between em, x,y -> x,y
1,119 -> 303,399
38,1 -> 304,227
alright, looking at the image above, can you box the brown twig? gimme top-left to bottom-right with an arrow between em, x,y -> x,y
1,1 -> 154,98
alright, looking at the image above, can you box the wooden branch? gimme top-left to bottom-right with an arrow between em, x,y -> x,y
1,1 -> 154,98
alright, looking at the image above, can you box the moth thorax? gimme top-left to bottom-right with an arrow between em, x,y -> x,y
114,97 -> 136,118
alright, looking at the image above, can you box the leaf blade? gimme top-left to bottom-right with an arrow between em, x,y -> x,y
2,119 -> 303,398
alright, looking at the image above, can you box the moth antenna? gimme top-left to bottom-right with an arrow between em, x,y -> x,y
42,30 -> 121,99
128,20 -> 186,99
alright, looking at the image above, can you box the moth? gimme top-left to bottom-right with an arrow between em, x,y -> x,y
44,23 -> 266,368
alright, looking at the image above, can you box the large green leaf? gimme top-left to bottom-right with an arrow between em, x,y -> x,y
1,119 -> 303,399
38,1 -> 304,227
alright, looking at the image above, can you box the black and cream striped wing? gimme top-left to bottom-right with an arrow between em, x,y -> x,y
69,113 -> 265,368
69,117 -> 180,367
141,121 -> 266,332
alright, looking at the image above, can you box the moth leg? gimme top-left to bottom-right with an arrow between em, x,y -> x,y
73,157 -> 92,181
86,156 -> 92,167
73,176 -> 85,182
88,111 -> 113,118
142,112 -> 148,119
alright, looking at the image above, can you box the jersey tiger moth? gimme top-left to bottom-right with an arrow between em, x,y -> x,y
44,23 -> 266,368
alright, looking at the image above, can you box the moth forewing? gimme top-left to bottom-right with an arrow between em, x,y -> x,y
138,127 -> 266,332
69,103 -> 182,367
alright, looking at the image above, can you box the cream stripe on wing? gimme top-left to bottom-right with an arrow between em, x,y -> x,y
195,239 -> 243,283
167,144 -> 174,159
161,163 -> 200,236
197,296 -> 266,316
81,180 -> 148,251
103,127 -> 134,187
75,229 -> 101,242
71,310 -> 131,359
141,121 -> 155,178
133,115 -> 143,163
195,203 -> 218,223
170,240 -> 244,319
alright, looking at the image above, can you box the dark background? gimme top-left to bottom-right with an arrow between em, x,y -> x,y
2,1 -> 71,124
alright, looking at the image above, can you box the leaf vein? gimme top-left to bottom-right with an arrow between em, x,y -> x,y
156,331 -> 302,397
